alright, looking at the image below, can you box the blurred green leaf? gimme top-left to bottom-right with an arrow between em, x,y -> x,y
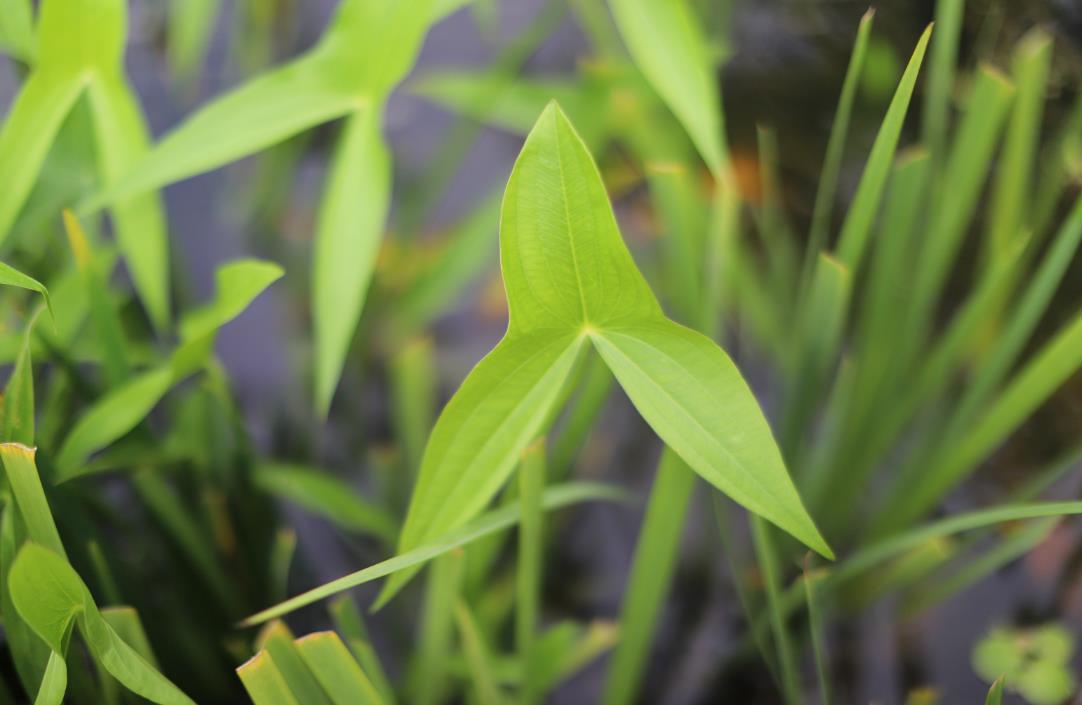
608,0 -> 727,177
295,631 -> 385,705
9,543 -> 196,705
241,482 -> 627,625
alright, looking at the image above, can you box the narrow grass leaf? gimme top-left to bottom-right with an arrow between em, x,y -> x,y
602,450 -> 694,705
9,543 -> 197,705
0,445 -> 64,556
752,519 -> 800,705
0,75 -> 84,243
412,551 -> 464,705
237,652 -> 301,705
255,463 -> 397,543
516,441 -> 545,703
313,107 -> 391,415
455,600 -> 505,705
893,310 -> 1082,525
167,0 -> 219,82
989,29 -> 1052,259
295,632 -> 385,705
241,482 -> 627,625
922,0 -> 964,159
85,75 -> 171,330
100,608 -> 158,667
805,9 -> 874,276
255,622 -> 333,705
3,319 -> 37,446
608,0 -> 727,177
835,25 -> 931,271
985,677 -> 1005,705
328,598 -> 396,705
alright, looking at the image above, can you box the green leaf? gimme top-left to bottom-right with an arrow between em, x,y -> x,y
984,676 -> 1004,705
313,107 -> 391,414
101,608 -> 158,668
0,445 -> 64,556
255,463 -> 398,543
498,105 -> 659,330
516,440 -> 544,704
83,52 -> 359,210
0,0 -> 34,62
255,622 -> 334,705
835,24 -> 932,271
2,318 -> 38,446
56,259 -> 282,478
602,450 -> 694,705
167,0 -> 219,81
240,482 -> 627,626
178,259 -> 284,342
988,29 -> 1052,259
294,632 -> 385,705
237,651 -> 301,705
0,261 -> 52,319
591,319 -> 831,557
608,0 -> 727,177
381,331 -> 586,602
454,600 -> 505,705
85,75 -> 172,330
804,8 -> 873,282
9,543 -> 197,705
0,74 -> 84,243
328,598 -> 396,705
921,0 -> 965,159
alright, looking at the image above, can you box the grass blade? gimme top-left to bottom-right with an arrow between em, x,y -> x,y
255,463 -> 398,544
255,622 -> 334,705
237,652 -> 301,705
602,450 -> 694,705
921,0 -> 965,159
988,29 -> 1052,260
835,24 -> 931,271
608,0 -> 727,178
0,261 -> 52,319
295,632 -> 385,705
516,441 -> 545,704
241,482 -> 627,626
455,600 -> 506,705
804,9 -> 874,278
313,107 -> 391,415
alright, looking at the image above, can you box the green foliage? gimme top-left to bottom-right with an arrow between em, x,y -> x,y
973,625 -> 1077,705
0,0 -> 1080,703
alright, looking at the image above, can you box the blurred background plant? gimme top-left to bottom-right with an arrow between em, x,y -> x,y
0,0 -> 1081,703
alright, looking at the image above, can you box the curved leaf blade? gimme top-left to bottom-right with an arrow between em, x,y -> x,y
591,319 -> 832,557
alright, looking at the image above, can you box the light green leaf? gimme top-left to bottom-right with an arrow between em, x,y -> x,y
608,0 -> 727,177
516,440 -> 544,704
602,450 -> 694,705
255,463 -> 397,543
0,0 -> 34,62
383,331 -> 586,601
294,632 -> 385,705
167,0 -> 219,81
83,52 -> 360,210
9,543 -> 196,705
835,24 -> 932,271
313,107 -> 391,414
0,261 -> 52,319
179,259 -> 284,342
454,600 -> 505,705
237,651 -> 301,705
241,482 -> 626,626
0,445 -> 64,557
255,622 -> 334,705
984,677 -> 1004,705
500,106 -> 659,330
2,317 -> 38,446
101,608 -> 158,668
591,319 -> 831,557
85,74 -> 171,330
0,74 -> 84,244
57,259 -> 282,478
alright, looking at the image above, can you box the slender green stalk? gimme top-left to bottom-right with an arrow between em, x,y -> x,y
922,0 -> 964,159
751,518 -> 800,705
803,9 -> 874,285
602,451 -> 694,705
516,441 -> 545,705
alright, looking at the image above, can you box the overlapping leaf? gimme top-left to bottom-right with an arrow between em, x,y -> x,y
0,0 -> 170,329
